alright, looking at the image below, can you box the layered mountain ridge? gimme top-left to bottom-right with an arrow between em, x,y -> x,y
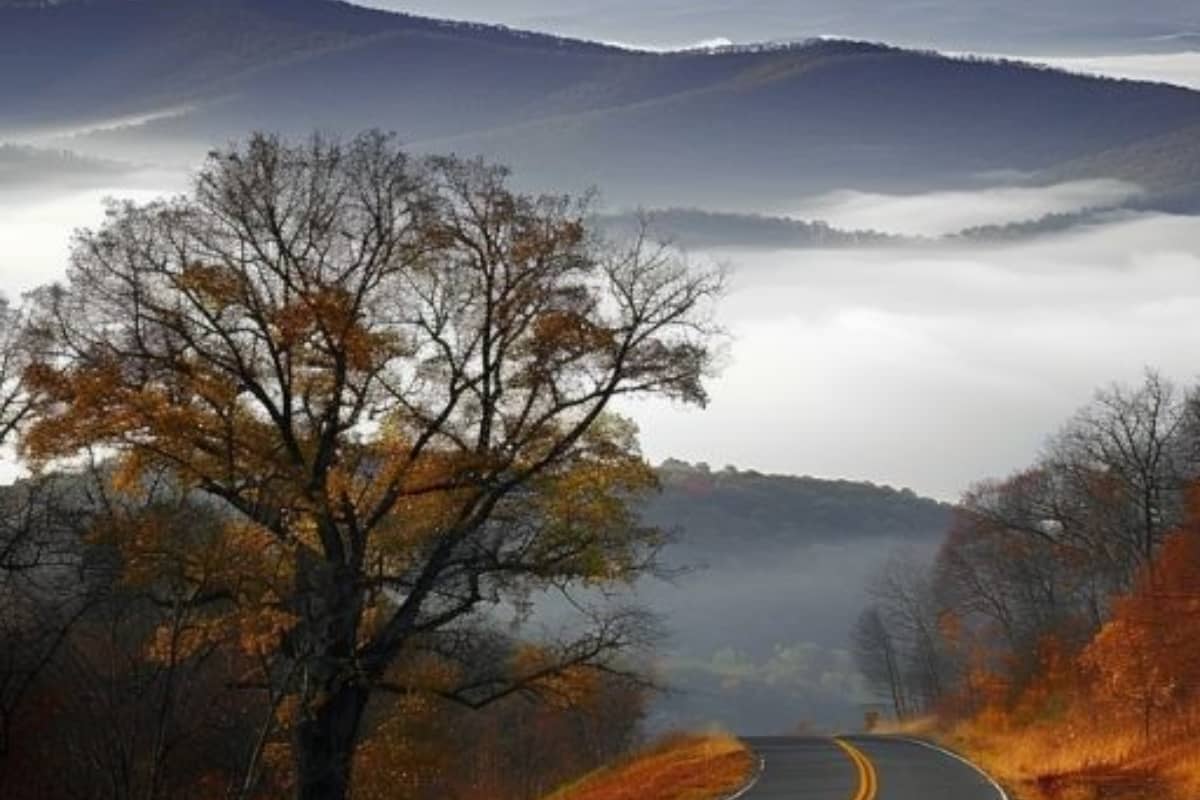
4,0 -> 1200,207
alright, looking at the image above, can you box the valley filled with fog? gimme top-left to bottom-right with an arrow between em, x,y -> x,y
631,194 -> 1200,502
9,171 -> 1200,504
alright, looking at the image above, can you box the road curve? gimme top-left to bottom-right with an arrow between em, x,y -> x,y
737,736 -> 1006,800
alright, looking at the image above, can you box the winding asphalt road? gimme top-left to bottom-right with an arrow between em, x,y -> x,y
737,736 -> 1007,800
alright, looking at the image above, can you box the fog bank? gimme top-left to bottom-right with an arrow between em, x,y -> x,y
625,212 -> 1200,501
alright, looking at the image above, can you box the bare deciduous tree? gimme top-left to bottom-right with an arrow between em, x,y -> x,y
1046,371 -> 1196,574
868,553 -> 956,712
851,605 -> 908,721
17,131 -> 722,800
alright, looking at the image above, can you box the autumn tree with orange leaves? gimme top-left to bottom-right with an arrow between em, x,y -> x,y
1083,495 -> 1200,742
13,132 -> 722,800
850,374 -> 1200,798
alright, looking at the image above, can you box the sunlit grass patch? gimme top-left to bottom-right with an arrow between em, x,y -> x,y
542,731 -> 755,800
931,715 -> 1197,800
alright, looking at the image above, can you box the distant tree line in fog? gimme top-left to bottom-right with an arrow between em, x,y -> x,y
601,208 -> 908,250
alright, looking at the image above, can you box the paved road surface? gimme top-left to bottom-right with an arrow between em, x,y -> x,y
739,736 -> 1006,800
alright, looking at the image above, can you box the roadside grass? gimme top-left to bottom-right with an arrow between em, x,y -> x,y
880,713 -> 1198,799
541,731 -> 755,800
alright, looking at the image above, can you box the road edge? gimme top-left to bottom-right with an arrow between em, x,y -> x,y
891,736 -> 1011,800
722,743 -> 765,800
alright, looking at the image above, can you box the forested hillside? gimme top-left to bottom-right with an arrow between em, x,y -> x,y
649,460 -> 949,554
642,462 -> 951,733
0,471 -> 651,800
1043,123 -> 1200,213
0,457 -> 955,788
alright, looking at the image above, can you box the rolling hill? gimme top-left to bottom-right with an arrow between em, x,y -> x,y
4,0 -> 1200,207
1041,123 -> 1200,213
640,461 -> 952,732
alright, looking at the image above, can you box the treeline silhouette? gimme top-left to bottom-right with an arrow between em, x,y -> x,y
647,460 -> 949,553
602,209 -> 908,249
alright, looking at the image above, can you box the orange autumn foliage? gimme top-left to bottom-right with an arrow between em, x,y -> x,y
350,694 -> 449,800
930,488 -> 1200,800
1083,524 -> 1200,732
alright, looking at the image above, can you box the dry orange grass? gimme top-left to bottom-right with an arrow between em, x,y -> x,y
542,732 -> 755,800
923,714 -> 1199,800
1162,744 -> 1200,799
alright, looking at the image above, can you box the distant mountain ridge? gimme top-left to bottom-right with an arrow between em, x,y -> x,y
422,0 -> 1200,58
4,0 -> 1200,207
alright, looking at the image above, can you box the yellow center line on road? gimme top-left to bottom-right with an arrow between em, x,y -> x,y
834,738 -> 879,800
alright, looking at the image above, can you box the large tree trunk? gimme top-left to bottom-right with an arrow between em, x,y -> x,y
291,550 -> 371,800
294,681 -> 369,800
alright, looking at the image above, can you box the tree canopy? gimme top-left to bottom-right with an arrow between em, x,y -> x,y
11,131 -> 722,799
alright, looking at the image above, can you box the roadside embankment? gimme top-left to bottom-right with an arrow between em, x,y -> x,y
542,731 -> 756,800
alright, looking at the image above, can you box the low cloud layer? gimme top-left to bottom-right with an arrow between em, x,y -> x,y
625,212 -> 1200,501
669,642 -> 864,704
1028,52 -> 1200,90
5,181 -> 1200,506
1,181 -> 183,298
